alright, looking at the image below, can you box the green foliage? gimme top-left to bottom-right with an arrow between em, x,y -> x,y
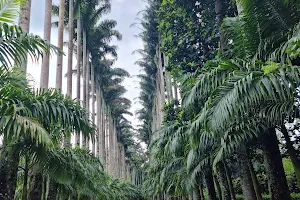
138,0 -> 300,199
0,0 -> 24,24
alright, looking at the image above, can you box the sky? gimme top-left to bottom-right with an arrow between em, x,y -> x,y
28,0 -> 146,128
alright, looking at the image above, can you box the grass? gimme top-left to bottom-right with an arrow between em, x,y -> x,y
236,193 -> 300,200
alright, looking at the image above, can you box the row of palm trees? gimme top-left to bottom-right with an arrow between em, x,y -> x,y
136,0 -> 300,200
0,0 -> 142,199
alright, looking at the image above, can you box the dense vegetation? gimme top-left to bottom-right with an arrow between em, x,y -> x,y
2,0 -> 300,199
135,0 -> 300,200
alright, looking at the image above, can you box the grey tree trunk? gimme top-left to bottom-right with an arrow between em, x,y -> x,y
91,63 -> 95,155
204,168 -> 217,200
67,0 -> 74,96
215,0 -> 226,55
82,31 -> 87,107
85,53 -> 90,148
75,13 -> 81,146
76,11 -> 81,101
96,88 -> 101,157
216,162 -> 231,200
248,158 -> 263,200
82,31 -> 87,148
55,0 -> 65,90
224,163 -> 236,200
101,99 -> 106,167
108,116 -> 113,174
47,179 -> 57,200
18,0 -> 32,72
40,0 -> 52,90
237,147 -> 256,200
86,53 -> 90,112
261,128 -> 291,200
29,172 -> 43,200
173,81 -> 179,101
193,187 -> 200,200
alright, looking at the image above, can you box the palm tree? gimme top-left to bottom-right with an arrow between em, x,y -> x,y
0,1 -> 61,70
55,0 -> 65,90
18,0 -> 32,72
67,0 -> 74,96
40,0 -> 53,90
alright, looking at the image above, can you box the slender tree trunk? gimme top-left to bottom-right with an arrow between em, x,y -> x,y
204,168 -> 217,200
91,63 -> 95,155
85,52 -> 90,148
76,11 -> 82,101
193,187 -> 201,200
99,95 -> 106,166
199,185 -> 204,200
86,53 -> 90,110
108,116 -> 114,174
82,30 -> 87,148
55,0 -> 65,90
29,172 -> 43,200
22,156 -> 29,200
261,127 -> 291,200
40,0 -> 52,90
67,0 -> 74,96
248,157 -> 263,200
47,179 -> 57,200
96,88 -> 101,157
281,124 -> 300,187
214,174 -> 222,200
215,0 -> 226,55
75,12 -> 82,146
18,0 -> 32,72
173,81 -> 179,101
216,162 -> 231,200
237,147 -> 256,200
224,162 -> 236,200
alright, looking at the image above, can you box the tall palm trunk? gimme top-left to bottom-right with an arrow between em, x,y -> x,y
21,156 -> 29,200
203,167 -> 217,200
55,0 -> 65,90
102,101 -> 107,167
248,158 -> 263,200
40,0 -> 52,90
108,116 -> 114,174
96,88 -> 101,157
29,172 -> 43,200
76,11 -> 82,101
75,11 -> 81,146
85,52 -> 90,148
67,0 -> 74,96
86,52 -> 90,111
82,30 -> 87,148
216,162 -> 231,200
18,0 -> 32,72
237,147 -> 256,200
215,0 -> 226,55
193,187 -> 200,200
224,163 -> 236,200
91,63 -> 95,155
47,179 -> 57,200
261,128 -> 291,200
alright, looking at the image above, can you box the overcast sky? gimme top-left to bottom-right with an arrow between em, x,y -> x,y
28,0 -> 146,127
